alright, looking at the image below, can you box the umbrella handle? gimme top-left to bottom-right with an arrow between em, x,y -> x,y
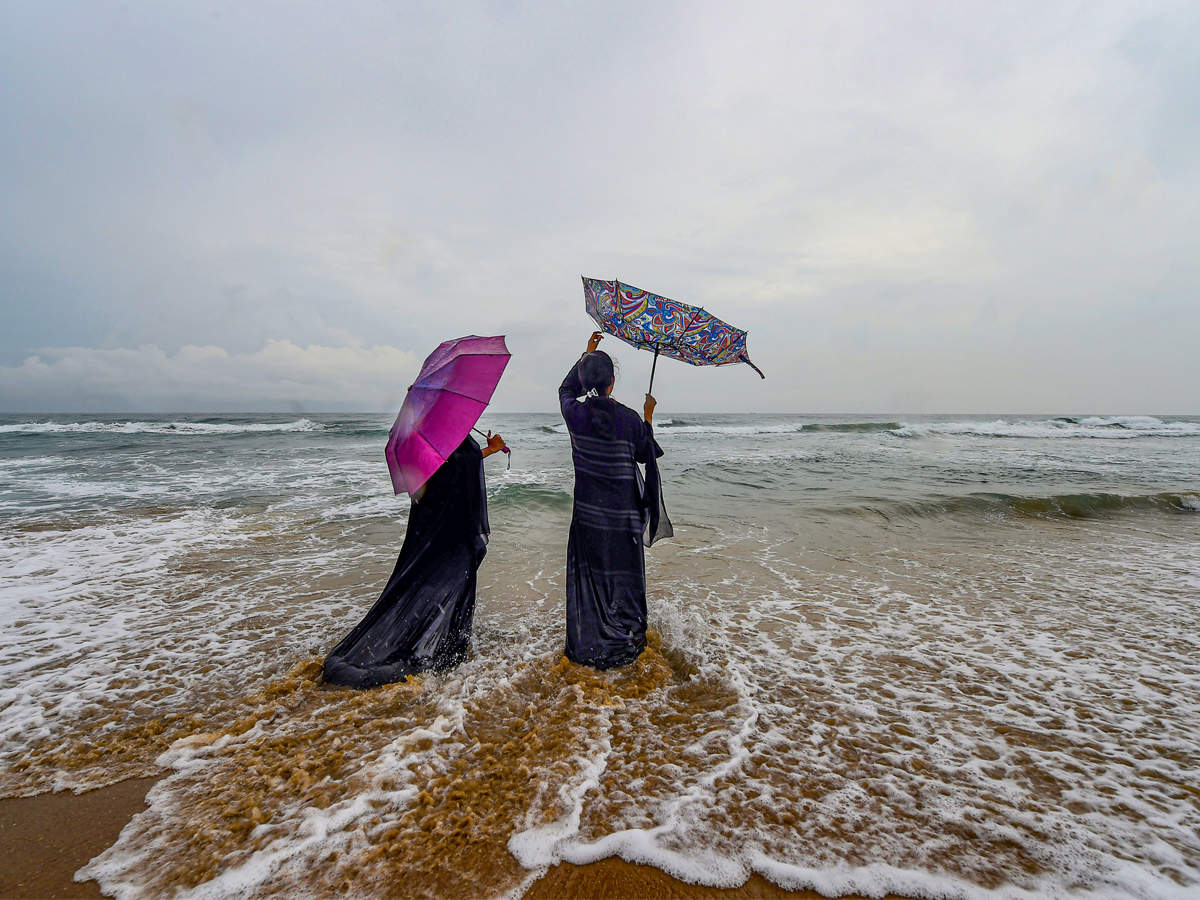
473,427 -> 512,469
648,346 -> 660,395
739,354 -> 766,379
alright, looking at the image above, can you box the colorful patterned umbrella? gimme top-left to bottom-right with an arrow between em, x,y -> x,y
385,335 -> 510,496
581,277 -> 764,390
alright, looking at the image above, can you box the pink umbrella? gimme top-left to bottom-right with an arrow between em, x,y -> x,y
386,335 -> 511,495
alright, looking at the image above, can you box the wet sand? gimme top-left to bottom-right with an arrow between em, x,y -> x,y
529,859 -> 900,899
0,776 -> 892,899
0,777 -> 158,898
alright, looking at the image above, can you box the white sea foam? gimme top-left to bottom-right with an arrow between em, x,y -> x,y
658,422 -> 808,435
0,454 -> 64,470
507,414 -> 1200,440
891,416 -> 1200,439
651,416 -> 1200,438
489,468 -> 558,487
0,504 -> 392,794
317,493 -> 406,520
0,418 -> 326,435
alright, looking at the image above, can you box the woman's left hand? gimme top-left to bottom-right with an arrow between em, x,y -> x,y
586,331 -> 603,353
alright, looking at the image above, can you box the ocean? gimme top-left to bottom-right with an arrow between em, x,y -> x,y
1,412 -> 1198,898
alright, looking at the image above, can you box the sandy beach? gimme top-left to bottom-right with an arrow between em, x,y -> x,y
0,776 -> 901,900
0,778 -> 157,899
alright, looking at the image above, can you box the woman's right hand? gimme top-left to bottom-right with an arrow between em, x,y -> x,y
482,431 -> 508,457
586,331 -> 603,353
643,393 -> 656,423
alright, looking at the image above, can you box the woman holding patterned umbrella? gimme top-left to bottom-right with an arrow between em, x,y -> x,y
558,331 -> 670,670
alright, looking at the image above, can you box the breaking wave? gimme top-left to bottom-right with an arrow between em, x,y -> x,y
652,420 -> 904,436
647,415 -> 1200,439
0,419 -> 327,435
655,417 -> 1200,438
800,421 -> 901,433
891,416 -> 1200,439
837,490 -> 1200,521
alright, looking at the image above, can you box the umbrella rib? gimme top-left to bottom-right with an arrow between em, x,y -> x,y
432,350 -> 510,358
399,429 -> 443,493
411,427 -> 443,459
408,385 -> 492,404
415,350 -> 511,379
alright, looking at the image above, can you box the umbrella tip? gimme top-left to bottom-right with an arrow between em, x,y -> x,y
740,355 -> 766,379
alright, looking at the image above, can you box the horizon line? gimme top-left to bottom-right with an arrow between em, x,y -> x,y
2,410 -> 1197,418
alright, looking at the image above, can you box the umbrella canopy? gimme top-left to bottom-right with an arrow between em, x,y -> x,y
582,277 -> 764,379
386,335 -> 510,496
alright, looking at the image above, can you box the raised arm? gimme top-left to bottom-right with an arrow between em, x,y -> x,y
559,332 -> 604,419
634,416 -> 664,464
559,358 -> 586,417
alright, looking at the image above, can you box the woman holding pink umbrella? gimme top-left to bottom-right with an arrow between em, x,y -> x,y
323,336 -> 510,688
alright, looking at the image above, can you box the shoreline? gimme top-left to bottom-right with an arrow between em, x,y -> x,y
0,777 -> 895,900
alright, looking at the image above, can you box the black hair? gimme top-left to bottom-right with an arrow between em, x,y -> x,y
578,351 -> 615,395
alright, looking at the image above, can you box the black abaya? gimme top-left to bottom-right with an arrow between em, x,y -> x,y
559,360 -> 671,669
323,436 -> 489,688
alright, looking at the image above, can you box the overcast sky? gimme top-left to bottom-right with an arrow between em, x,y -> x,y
2,0 -> 1197,414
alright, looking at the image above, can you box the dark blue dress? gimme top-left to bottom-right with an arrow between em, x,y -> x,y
559,360 -> 671,669
323,437 -> 489,688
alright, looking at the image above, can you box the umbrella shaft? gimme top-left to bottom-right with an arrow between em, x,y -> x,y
648,346 -> 660,395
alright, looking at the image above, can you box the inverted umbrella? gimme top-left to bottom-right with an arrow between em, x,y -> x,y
581,277 -> 765,392
386,335 -> 510,496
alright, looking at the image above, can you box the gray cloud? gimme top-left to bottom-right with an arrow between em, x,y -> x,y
0,341 -> 420,413
2,0 -> 1197,413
